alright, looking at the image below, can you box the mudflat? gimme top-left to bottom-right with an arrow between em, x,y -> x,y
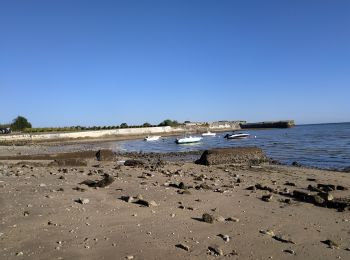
0,149 -> 349,260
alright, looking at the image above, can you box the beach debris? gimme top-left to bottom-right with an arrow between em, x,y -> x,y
175,243 -> 190,251
126,256 -> 134,260
76,198 -> 90,204
16,252 -> 24,256
226,217 -> 239,222
260,229 -> 275,237
202,213 -> 215,223
120,195 -> 157,207
321,239 -> 340,249
136,199 -> 157,207
215,215 -> 226,222
283,249 -> 295,254
262,194 -> 273,202
80,173 -> 114,188
208,245 -> 223,256
23,211 -> 29,216
218,234 -> 230,242
273,234 -> 295,244
260,230 -> 295,244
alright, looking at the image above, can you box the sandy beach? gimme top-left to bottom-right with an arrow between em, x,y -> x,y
0,146 -> 349,260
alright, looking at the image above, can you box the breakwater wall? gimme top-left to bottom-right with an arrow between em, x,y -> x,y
0,123 -> 241,143
241,120 -> 295,129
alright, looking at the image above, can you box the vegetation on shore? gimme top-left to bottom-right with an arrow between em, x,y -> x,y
1,116 -> 185,134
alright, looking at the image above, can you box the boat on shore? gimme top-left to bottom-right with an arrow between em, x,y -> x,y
175,136 -> 202,144
144,136 -> 161,141
202,131 -> 216,137
224,132 -> 250,139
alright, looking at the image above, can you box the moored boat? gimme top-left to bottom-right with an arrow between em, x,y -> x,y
202,131 -> 216,137
175,136 -> 202,144
144,136 -> 161,141
224,132 -> 250,139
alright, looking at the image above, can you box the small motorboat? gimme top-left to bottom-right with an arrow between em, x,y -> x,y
224,132 -> 250,139
202,131 -> 216,137
144,136 -> 161,141
175,136 -> 202,144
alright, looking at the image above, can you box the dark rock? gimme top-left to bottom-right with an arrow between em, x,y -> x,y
175,243 -> 190,251
272,234 -> 295,244
202,213 -> 214,223
135,199 -> 157,207
246,185 -> 256,191
80,173 -> 114,188
292,161 -> 301,167
124,159 -> 145,167
307,178 -> 317,182
195,147 -> 268,166
283,249 -> 295,254
292,190 -> 313,203
341,166 -> 350,173
336,185 -> 347,191
73,187 -> 86,192
284,182 -> 296,186
255,183 -> 277,193
321,239 -> 340,249
95,149 -> 115,161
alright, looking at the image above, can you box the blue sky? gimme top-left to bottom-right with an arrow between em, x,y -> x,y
1,0 -> 349,127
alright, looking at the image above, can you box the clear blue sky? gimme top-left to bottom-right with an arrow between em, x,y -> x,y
1,0 -> 349,127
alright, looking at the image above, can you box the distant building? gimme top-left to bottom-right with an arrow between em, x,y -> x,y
210,120 -> 245,128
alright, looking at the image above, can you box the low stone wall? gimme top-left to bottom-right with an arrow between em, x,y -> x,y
196,147 -> 268,166
0,125 -> 240,143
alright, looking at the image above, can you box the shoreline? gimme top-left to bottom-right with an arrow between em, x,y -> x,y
0,146 -> 349,259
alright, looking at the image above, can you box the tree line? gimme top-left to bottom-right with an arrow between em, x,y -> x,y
1,117 -> 183,133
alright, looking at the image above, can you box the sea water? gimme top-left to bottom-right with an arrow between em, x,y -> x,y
113,123 -> 350,170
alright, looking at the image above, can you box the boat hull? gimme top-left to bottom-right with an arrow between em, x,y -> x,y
175,137 -> 202,144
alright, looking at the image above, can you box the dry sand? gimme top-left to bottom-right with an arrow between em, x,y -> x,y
0,148 -> 349,260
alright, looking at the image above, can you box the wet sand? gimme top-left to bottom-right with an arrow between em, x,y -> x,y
0,148 -> 349,259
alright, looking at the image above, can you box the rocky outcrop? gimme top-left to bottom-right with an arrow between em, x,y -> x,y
195,147 -> 268,166
49,158 -> 88,167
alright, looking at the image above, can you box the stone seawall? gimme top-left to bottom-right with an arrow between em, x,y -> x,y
0,124 -> 241,143
241,120 -> 295,129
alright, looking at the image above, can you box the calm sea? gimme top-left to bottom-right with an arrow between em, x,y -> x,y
113,122 -> 350,170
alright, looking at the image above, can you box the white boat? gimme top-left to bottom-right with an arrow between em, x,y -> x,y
224,132 -> 250,139
202,131 -> 216,137
144,136 -> 161,141
175,136 -> 202,144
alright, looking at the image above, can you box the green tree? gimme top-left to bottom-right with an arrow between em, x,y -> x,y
120,123 -> 128,128
142,122 -> 152,127
158,119 -> 180,127
11,116 -> 32,131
